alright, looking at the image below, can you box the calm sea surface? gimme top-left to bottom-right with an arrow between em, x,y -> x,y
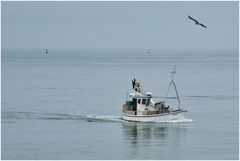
1,49 -> 239,159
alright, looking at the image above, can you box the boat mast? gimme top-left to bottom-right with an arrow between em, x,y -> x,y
164,65 -> 181,109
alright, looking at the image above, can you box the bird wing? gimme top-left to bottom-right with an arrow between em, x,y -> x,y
200,23 -> 207,28
188,15 -> 198,23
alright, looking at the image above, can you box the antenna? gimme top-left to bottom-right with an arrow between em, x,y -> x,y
171,64 -> 176,82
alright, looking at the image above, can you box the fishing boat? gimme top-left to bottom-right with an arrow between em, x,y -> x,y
121,65 -> 187,122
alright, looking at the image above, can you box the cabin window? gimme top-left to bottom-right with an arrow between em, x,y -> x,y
146,99 -> 150,106
137,99 -> 141,104
142,99 -> 146,105
132,98 -> 137,111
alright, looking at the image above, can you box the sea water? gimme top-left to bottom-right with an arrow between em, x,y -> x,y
1,49 -> 238,159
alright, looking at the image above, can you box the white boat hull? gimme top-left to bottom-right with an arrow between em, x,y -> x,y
121,110 -> 187,122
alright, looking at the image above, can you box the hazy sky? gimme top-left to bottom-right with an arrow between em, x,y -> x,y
2,1 -> 239,50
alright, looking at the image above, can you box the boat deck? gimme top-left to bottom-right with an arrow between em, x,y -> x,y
123,103 -> 169,114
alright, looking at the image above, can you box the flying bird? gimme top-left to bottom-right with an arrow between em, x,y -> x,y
188,15 -> 207,28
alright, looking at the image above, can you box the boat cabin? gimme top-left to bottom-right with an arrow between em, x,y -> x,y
131,92 -> 153,110
123,92 -> 157,115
